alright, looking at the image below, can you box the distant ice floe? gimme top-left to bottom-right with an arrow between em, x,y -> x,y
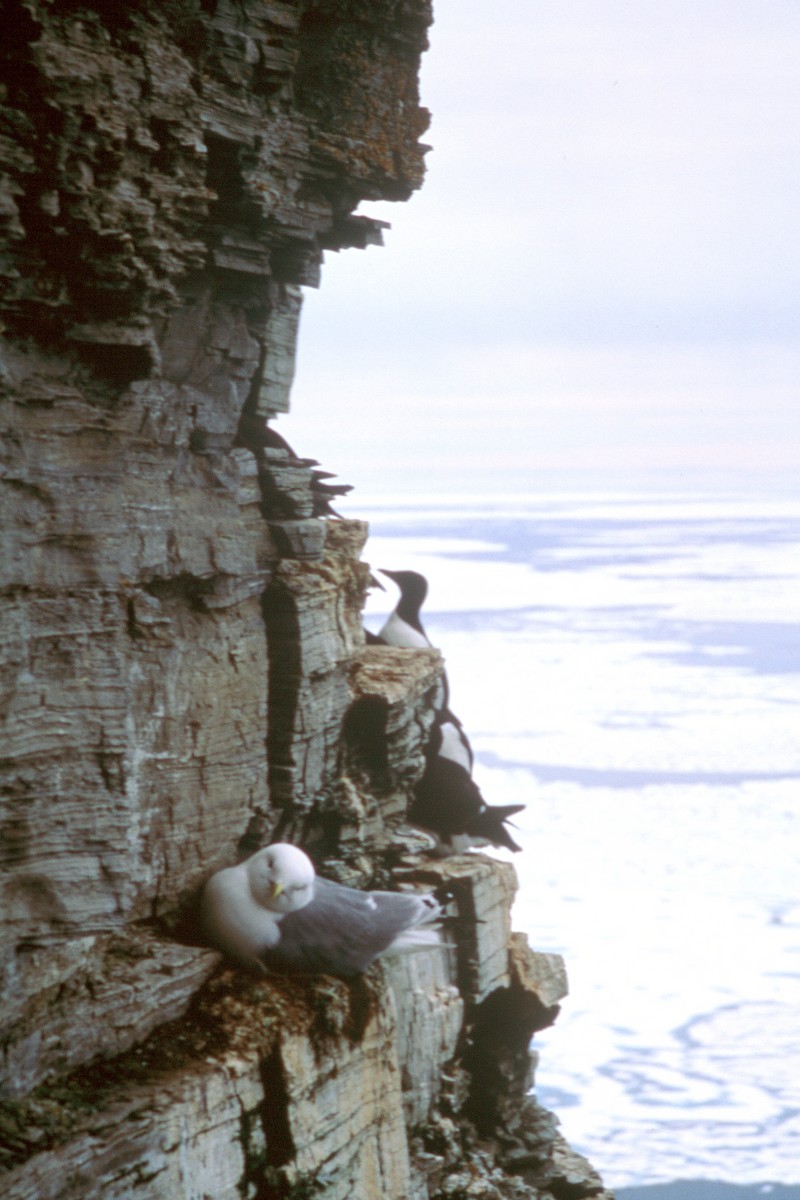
361,492 -> 800,1190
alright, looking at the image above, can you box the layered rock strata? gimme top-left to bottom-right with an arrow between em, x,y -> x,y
0,1 -> 612,1196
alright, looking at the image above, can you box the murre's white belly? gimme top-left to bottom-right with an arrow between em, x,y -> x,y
378,610 -> 430,650
437,720 -> 472,771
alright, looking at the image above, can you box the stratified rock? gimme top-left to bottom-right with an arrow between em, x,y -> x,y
385,945 -> 464,1128
0,0 -> 614,1197
397,855 -> 519,1004
273,997 -> 413,1198
262,520 -> 372,814
0,931 -> 218,1100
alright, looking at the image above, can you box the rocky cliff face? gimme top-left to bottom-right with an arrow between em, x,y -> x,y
0,2 -> 612,1197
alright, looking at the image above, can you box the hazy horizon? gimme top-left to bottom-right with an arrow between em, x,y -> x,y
280,1 -> 800,500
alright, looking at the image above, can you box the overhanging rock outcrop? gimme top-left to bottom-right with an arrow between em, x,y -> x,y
0,2 -> 613,1197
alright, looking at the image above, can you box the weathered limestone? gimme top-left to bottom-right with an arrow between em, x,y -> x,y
275,997 -> 412,1198
386,946 -> 463,1128
1,1055 -> 266,1200
0,887 -> 570,1199
262,521 -> 373,811
0,1 -> 613,1197
0,932 -> 218,1102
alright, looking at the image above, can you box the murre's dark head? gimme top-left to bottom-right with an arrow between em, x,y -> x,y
379,569 -> 428,623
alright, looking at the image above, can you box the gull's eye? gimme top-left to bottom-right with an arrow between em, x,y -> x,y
290,883 -> 305,893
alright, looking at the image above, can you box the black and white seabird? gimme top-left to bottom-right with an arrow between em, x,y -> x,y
375,568 -> 451,709
375,569 -> 433,650
430,713 -> 474,774
410,747 -> 525,855
372,572 -> 472,752
201,842 -> 445,977
372,569 -> 525,853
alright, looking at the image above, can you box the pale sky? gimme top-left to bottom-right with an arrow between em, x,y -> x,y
282,0 -> 800,496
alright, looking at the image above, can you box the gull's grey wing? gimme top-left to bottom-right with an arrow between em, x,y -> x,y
267,878 -> 438,977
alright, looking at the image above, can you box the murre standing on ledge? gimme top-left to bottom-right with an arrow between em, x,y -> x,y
200,842 -> 446,977
411,717 -> 525,855
371,567 -> 526,854
374,569 -> 433,650
374,568 -> 451,710
433,711 -> 474,774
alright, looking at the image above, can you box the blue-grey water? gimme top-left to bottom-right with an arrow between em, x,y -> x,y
359,492 -> 800,1194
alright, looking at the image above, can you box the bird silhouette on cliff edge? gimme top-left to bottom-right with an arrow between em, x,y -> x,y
368,567 -> 526,855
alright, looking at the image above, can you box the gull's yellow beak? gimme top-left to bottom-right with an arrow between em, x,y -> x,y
270,880 -> 284,899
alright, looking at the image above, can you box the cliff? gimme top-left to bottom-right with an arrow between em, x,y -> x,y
0,2 -> 612,1197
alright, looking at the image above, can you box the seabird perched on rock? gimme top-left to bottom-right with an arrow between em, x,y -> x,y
375,569 -> 433,650
201,842 -> 445,977
373,569 -> 524,853
375,568 -> 451,710
431,713 -> 474,774
410,731 -> 525,855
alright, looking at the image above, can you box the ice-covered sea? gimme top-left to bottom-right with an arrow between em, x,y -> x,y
359,492 -> 800,1196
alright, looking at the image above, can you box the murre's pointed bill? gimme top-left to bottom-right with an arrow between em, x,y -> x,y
201,843 -> 445,977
